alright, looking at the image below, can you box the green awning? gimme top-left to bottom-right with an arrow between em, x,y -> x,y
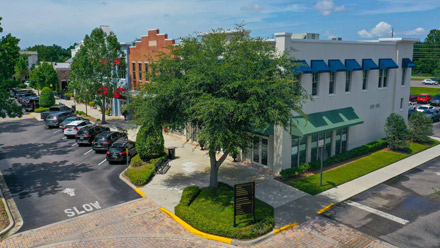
291,107 -> 363,137
249,123 -> 274,136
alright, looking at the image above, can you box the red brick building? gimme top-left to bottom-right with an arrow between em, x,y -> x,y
128,29 -> 175,90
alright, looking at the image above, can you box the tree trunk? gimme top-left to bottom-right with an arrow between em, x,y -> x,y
208,149 -> 230,189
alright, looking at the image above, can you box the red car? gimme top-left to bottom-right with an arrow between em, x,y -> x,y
417,94 -> 433,103
409,94 -> 417,102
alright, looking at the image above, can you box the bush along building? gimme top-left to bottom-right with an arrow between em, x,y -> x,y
241,34 -> 417,174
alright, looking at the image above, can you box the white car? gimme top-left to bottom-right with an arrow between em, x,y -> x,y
64,120 -> 90,137
416,105 -> 434,112
422,79 -> 438,85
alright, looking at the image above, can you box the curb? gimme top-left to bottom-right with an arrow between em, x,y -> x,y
119,168 -> 146,198
317,204 -> 334,214
0,187 -> 14,237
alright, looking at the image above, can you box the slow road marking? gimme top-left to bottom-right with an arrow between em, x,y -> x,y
98,159 -> 107,165
346,201 -> 409,225
84,149 -> 93,155
64,201 -> 101,217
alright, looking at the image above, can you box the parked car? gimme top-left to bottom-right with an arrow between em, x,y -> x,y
64,120 -> 90,138
23,97 -> 39,112
59,116 -> 90,129
416,94 -> 433,104
422,78 -> 439,85
416,105 -> 434,112
75,125 -> 110,145
430,94 -> 440,106
17,91 -> 36,103
92,131 -> 127,152
422,109 -> 440,122
409,94 -> 417,102
106,140 -> 137,164
45,111 -> 74,128
41,105 -> 73,120
408,101 -> 417,109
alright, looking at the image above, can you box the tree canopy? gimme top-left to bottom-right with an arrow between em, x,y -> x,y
384,113 -> 409,151
25,43 -> 75,63
131,27 -> 309,188
70,27 -> 125,123
14,56 -> 29,83
414,29 -> 440,77
0,17 -> 22,118
29,62 -> 59,91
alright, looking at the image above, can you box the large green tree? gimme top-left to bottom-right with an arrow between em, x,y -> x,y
25,44 -> 75,63
131,27 -> 308,188
70,28 -> 124,124
414,29 -> 440,76
0,17 -> 22,118
29,62 -> 58,91
384,113 -> 409,151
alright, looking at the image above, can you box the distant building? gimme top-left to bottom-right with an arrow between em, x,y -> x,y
291,33 -> 320,40
20,51 -> 38,70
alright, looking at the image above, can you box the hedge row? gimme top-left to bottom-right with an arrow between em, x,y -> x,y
34,107 -> 50,113
175,185 -> 274,239
280,139 -> 388,180
124,163 -> 155,186
130,154 -> 143,167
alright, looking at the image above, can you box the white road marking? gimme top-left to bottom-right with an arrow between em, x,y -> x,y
71,143 -> 77,147
346,201 -> 409,225
62,137 -> 67,140
84,149 -> 93,155
98,159 -> 107,165
62,188 -> 76,196
64,201 -> 101,217
53,130 -> 61,133
435,172 -> 440,176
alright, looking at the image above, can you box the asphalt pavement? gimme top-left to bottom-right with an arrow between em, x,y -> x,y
0,118 -> 140,232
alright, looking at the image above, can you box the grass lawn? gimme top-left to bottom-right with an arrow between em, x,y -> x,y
410,87 -> 440,96
411,78 -> 424,81
175,183 -> 274,239
291,140 -> 439,195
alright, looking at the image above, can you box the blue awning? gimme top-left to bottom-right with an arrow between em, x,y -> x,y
362,59 -> 379,70
379,58 -> 398,69
402,58 -> 416,68
345,59 -> 362,71
311,60 -> 331,73
292,60 -> 312,74
328,59 -> 347,72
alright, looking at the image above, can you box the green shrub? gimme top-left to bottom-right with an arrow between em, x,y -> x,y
385,113 -> 410,151
130,154 -> 143,167
324,139 -> 388,166
175,184 -> 274,239
96,118 -> 101,122
75,110 -> 86,116
17,84 -> 27,88
39,87 -> 55,107
64,92 -> 73,98
124,163 -> 156,186
89,101 -> 96,106
409,112 -> 433,143
34,107 -> 50,113
280,163 -> 310,180
136,123 -> 165,161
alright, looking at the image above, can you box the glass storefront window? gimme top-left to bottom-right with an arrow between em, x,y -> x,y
261,138 -> 268,166
253,136 -> 260,163
342,128 -> 348,152
291,137 -> 298,168
335,130 -> 341,155
299,136 -> 306,164
311,134 -> 318,162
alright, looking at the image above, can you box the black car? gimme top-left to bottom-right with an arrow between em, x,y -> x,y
17,91 -> 36,103
92,131 -> 127,152
44,111 -> 74,128
106,140 -> 137,164
23,97 -> 39,112
41,105 -> 73,119
430,94 -> 440,106
76,125 -> 110,145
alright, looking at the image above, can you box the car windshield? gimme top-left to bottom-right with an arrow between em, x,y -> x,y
419,106 -> 428,110
109,147 -> 124,153
433,96 -> 440,100
77,129 -> 89,135
423,110 -> 434,114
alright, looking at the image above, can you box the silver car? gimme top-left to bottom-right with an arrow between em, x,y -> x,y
64,120 -> 90,137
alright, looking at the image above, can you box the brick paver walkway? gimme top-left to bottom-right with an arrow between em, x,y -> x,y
1,197 -> 393,248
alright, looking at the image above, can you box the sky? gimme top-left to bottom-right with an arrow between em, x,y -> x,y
1,0 -> 439,49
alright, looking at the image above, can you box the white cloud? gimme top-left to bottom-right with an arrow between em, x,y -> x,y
241,3 -> 263,12
357,21 -> 392,38
314,0 -> 345,16
404,27 -> 426,36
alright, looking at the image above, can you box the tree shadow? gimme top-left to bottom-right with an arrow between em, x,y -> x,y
3,160 -> 94,199
0,119 -> 33,133
0,141 -> 77,160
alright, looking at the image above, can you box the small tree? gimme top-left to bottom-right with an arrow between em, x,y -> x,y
136,123 -> 165,161
39,87 -> 55,107
14,56 -> 29,83
408,112 -> 433,143
384,113 -> 409,151
29,62 -> 58,92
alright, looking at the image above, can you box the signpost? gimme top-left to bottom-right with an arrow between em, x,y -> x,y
233,180 -> 256,227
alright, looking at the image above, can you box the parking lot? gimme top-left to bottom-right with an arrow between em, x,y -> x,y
0,118 -> 139,232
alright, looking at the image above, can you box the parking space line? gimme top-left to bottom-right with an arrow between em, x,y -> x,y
98,159 -> 107,165
346,201 -> 409,225
84,149 -> 93,155
435,172 -> 440,176
61,137 -> 67,140
52,130 -> 62,133
71,143 -> 77,147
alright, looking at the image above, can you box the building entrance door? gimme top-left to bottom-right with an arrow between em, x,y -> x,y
252,136 -> 268,166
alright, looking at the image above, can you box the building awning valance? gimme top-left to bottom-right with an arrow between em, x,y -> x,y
362,59 -> 379,70
249,123 -> 274,136
292,60 -> 312,74
345,59 -> 362,71
402,58 -> 416,68
290,107 -> 363,137
328,59 -> 347,72
311,60 -> 331,73
379,58 -> 398,69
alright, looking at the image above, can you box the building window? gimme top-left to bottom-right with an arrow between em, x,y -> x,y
253,136 -> 268,166
383,69 -> 388,88
400,98 -> 404,110
378,69 -> 383,88
401,68 -> 406,85
362,70 -> 368,90
144,62 -> 149,82
138,63 -> 142,81
312,73 -> 319,96
329,72 -> 335,94
345,71 -> 351,92
132,63 -> 136,82
291,137 -> 299,168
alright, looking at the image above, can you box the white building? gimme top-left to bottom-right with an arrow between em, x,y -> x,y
20,51 -> 38,70
244,34 -> 418,174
